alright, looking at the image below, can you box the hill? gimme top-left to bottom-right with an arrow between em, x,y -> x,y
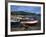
11,11 -> 36,15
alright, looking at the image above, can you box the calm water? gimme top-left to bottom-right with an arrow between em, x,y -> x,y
11,16 -> 41,28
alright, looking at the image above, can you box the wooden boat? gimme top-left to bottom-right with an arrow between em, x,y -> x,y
21,20 -> 38,24
20,20 -> 38,26
20,17 -> 38,26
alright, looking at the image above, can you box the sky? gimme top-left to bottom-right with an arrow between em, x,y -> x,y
11,5 -> 41,14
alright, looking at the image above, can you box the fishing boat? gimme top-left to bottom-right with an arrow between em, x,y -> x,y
20,17 -> 38,26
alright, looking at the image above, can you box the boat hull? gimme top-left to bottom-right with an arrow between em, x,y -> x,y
21,20 -> 38,26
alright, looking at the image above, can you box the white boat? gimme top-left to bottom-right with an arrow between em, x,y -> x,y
21,20 -> 38,24
20,17 -> 38,26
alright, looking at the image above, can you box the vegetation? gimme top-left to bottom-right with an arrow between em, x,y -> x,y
11,11 -> 40,16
